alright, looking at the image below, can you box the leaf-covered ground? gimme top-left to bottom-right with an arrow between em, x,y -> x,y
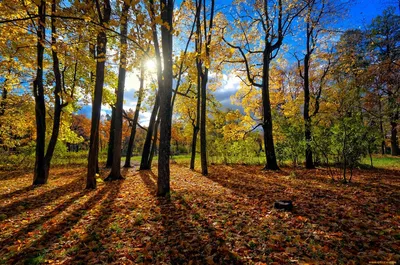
0,165 -> 399,264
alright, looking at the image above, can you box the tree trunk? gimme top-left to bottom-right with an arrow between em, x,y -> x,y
149,114 -> 160,167
157,0 -> 174,197
33,0 -> 47,185
44,0 -> 65,181
106,2 -> 130,181
200,69 -> 208,175
390,119 -> 399,156
139,94 -> 160,170
105,105 -> 116,168
124,61 -> 145,168
189,125 -> 199,170
87,0 -> 111,189
261,52 -> 279,170
303,53 -> 314,169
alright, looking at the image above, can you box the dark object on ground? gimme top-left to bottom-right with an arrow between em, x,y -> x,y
274,200 -> 293,211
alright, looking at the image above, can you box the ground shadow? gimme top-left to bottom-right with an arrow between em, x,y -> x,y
5,184 -> 112,264
138,171 -> 244,264
0,178 -> 82,219
67,179 -> 124,264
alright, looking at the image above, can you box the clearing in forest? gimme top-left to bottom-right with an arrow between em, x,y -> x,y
0,165 -> 399,264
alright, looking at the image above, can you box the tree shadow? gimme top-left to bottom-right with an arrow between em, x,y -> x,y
0,189 -> 89,250
67,179 -> 124,264
203,165 -> 288,201
5,184 -> 112,264
136,171 -> 243,264
139,170 -> 157,193
0,170 -> 29,181
0,178 -> 82,219
155,195 -> 244,264
0,185 -> 35,201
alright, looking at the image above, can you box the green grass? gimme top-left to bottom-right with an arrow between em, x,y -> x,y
361,155 -> 400,169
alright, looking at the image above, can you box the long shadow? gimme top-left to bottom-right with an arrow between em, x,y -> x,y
0,178 -> 82,219
139,170 -> 157,192
204,165 -> 288,200
6,185 -> 111,264
138,172 -> 243,264
0,189 -> 88,250
0,185 -> 35,201
0,170 -> 29,181
67,179 -> 124,264
157,195 -> 243,264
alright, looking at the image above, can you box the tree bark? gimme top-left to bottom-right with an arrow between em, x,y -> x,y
106,2 -> 130,181
124,62 -> 145,167
33,0 -> 47,185
304,53 -> 314,169
149,114 -> 160,167
105,105 -> 116,168
86,0 -> 111,189
261,53 -> 279,170
139,94 -> 159,170
200,68 -> 208,175
157,0 -> 174,197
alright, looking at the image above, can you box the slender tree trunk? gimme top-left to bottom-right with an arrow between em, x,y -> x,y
0,79 -> 8,116
304,53 -> 314,169
139,94 -> 160,170
189,125 -> 199,170
87,0 -> 111,189
105,105 -> 116,168
157,0 -> 174,197
149,114 -> 160,166
141,0 -> 163,171
124,62 -> 145,167
261,53 -> 279,170
106,2 -> 130,181
33,0 -> 46,185
379,97 -> 385,154
390,119 -> 399,156
44,0 -> 64,181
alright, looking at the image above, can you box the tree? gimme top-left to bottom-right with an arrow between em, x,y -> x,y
156,0 -> 174,196
368,7 -> 400,155
223,0 -> 305,170
196,0 -> 215,176
124,60 -> 146,167
106,0 -> 130,181
296,0 -> 337,168
32,0 -> 47,185
86,0 -> 112,189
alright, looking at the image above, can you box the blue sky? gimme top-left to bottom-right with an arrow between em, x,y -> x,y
78,0 -> 398,122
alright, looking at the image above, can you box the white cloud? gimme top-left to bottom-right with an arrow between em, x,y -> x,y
221,73 -> 242,93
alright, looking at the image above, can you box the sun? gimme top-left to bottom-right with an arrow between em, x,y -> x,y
145,59 -> 157,71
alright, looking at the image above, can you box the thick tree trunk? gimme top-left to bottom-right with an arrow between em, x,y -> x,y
87,0 -> 111,189
124,62 -> 145,168
105,105 -> 116,168
33,0 -> 47,185
157,0 -> 173,197
200,69 -> 208,175
261,53 -> 279,170
139,94 -> 160,170
106,2 -> 130,181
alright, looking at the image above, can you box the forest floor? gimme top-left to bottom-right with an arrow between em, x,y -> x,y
0,164 -> 399,265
